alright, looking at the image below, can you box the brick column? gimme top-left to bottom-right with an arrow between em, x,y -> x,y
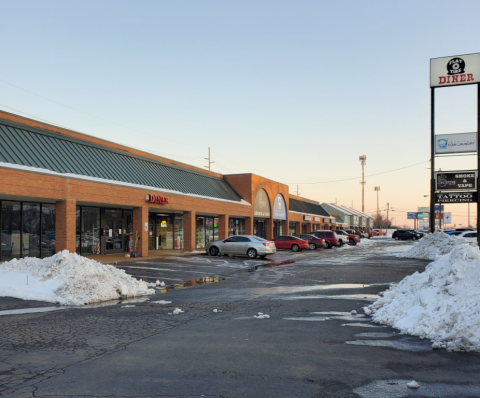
245,217 -> 253,235
295,222 -> 301,234
55,199 -> 76,254
282,220 -> 289,236
306,222 -> 313,233
133,206 -> 149,257
218,214 -> 229,240
183,211 -> 196,251
266,218 -> 274,240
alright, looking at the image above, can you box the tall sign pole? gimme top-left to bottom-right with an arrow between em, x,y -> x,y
359,155 -> 367,212
430,88 -> 435,233
477,83 -> 480,244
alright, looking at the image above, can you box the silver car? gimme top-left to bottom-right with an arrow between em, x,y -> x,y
206,235 -> 276,259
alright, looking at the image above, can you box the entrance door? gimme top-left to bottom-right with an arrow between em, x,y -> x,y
254,220 -> 266,238
273,221 -> 282,237
105,218 -> 123,253
156,215 -> 173,250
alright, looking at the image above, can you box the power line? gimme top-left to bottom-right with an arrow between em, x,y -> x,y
286,160 -> 430,184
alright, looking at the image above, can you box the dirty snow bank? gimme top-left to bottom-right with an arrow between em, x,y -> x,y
0,250 -> 155,305
365,243 -> 480,352
396,232 -> 462,260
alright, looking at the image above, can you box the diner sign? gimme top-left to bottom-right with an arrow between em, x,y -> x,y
431,53 -> 480,88
146,194 -> 170,204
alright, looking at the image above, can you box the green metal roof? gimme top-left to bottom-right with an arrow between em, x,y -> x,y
289,198 -> 331,217
0,120 -> 243,202
334,214 -> 345,224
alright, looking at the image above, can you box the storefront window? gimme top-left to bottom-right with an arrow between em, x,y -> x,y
148,213 -> 155,250
156,215 -> 173,249
22,203 -> 41,258
196,217 -> 205,248
1,201 -> 21,260
41,204 -> 56,258
76,206 -> 100,255
124,211 -> 133,253
174,216 -> 184,249
289,222 -> 296,236
229,218 -> 245,236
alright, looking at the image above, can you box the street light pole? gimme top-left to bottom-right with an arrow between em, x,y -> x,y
374,187 -> 380,217
359,155 -> 367,212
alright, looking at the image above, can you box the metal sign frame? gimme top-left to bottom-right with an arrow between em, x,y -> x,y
430,54 -> 480,245
434,170 -> 477,191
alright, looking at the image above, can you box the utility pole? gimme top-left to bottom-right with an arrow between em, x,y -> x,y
359,155 -> 367,212
374,186 -> 381,217
387,203 -> 390,228
205,147 -> 215,171
468,203 -> 471,227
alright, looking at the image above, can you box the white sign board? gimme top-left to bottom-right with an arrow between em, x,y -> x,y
435,132 -> 477,154
431,53 -> 480,88
418,207 -> 429,212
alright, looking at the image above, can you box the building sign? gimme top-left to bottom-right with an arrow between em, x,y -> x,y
272,194 -> 287,220
435,171 -> 477,191
304,215 -> 311,221
314,217 -> 320,222
254,189 -> 270,218
435,132 -> 477,155
418,206 -> 429,212
435,192 -> 478,203
430,53 -> 480,88
407,212 -> 417,219
417,213 -> 429,219
323,218 -> 329,223
146,194 -> 170,204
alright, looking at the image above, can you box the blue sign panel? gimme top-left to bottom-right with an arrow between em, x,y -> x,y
435,205 -> 445,211
407,212 -> 417,219
273,194 -> 287,220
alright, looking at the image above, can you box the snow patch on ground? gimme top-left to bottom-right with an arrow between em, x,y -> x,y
0,251 -> 155,305
365,243 -> 480,352
396,232 -> 462,260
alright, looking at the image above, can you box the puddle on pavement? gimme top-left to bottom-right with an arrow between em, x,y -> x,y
342,323 -> 385,328
354,379 -> 480,398
284,294 -> 379,301
248,260 -> 295,272
346,338 -> 432,352
354,332 -> 395,338
250,284 -> 370,295
157,276 -> 220,293
311,311 -> 371,321
0,306 -> 63,316
283,316 -> 330,321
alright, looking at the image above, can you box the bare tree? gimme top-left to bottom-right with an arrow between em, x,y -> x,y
372,211 -> 392,229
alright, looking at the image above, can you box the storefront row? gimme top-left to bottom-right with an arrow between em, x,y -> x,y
1,199 -> 342,260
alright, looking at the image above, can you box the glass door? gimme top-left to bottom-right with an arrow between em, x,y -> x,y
156,215 -> 173,250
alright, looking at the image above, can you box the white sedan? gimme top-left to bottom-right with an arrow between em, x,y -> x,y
455,230 -> 478,243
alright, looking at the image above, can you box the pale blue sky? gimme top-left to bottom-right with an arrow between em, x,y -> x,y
1,0 -> 479,226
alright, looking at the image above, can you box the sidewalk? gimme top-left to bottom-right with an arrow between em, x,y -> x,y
85,250 -> 205,264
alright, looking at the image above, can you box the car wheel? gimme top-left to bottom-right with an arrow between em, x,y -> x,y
259,255 -> 267,259
394,237 -> 399,240
309,243 -> 316,250
338,240 -> 344,247
291,244 -> 299,252
325,241 -> 332,249
209,246 -> 219,256
247,248 -> 257,259
349,238 -> 356,246
412,236 -> 418,240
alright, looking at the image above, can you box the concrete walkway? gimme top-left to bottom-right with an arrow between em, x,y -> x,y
85,250 -> 205,264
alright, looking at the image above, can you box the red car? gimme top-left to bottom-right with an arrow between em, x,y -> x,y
311,230 -> 340,249
294,234 -> 326,250
273,235 -> 309,252
335,231 -> 360,245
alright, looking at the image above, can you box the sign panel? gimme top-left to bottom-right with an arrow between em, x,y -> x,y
314,217 -> 320,222
444,213 -> 452,224
430,53 -> 480,88
272,194 -> 287,220
436,192 -> 478,203
304,215 -> 311,221
417,213 -> 429,219
435,171 -> 477,191
435,205 -> 444,211
254,189 -> 270,218
435,132 -> 477,154
418,206 -> 429,212
407,212 -> 417,219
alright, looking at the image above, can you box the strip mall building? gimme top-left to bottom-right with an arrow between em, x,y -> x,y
0,110 -> 353,261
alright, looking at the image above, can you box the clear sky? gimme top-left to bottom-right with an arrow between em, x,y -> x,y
1,0 -> 480,227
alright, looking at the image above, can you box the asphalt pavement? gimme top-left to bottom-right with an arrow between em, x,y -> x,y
1,239 -> 480,398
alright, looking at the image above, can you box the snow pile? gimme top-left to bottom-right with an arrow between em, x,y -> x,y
254,312 -> 270,319
171,308 -> 184,315
365,243 -> 480,351
0,250 -> 155,305
397,232 -> 462,260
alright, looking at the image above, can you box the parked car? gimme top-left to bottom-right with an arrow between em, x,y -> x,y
273,235 -> 309,252
293,234 -> 326,250
392,229 -> 422,240
206,235 -> 276,259
311,230 -> 341,248
346,229 -> 367,239
373,229 -> 386,236
455,230 -> 477,243
335,230 -> 360,245
445,228 -> 475,235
